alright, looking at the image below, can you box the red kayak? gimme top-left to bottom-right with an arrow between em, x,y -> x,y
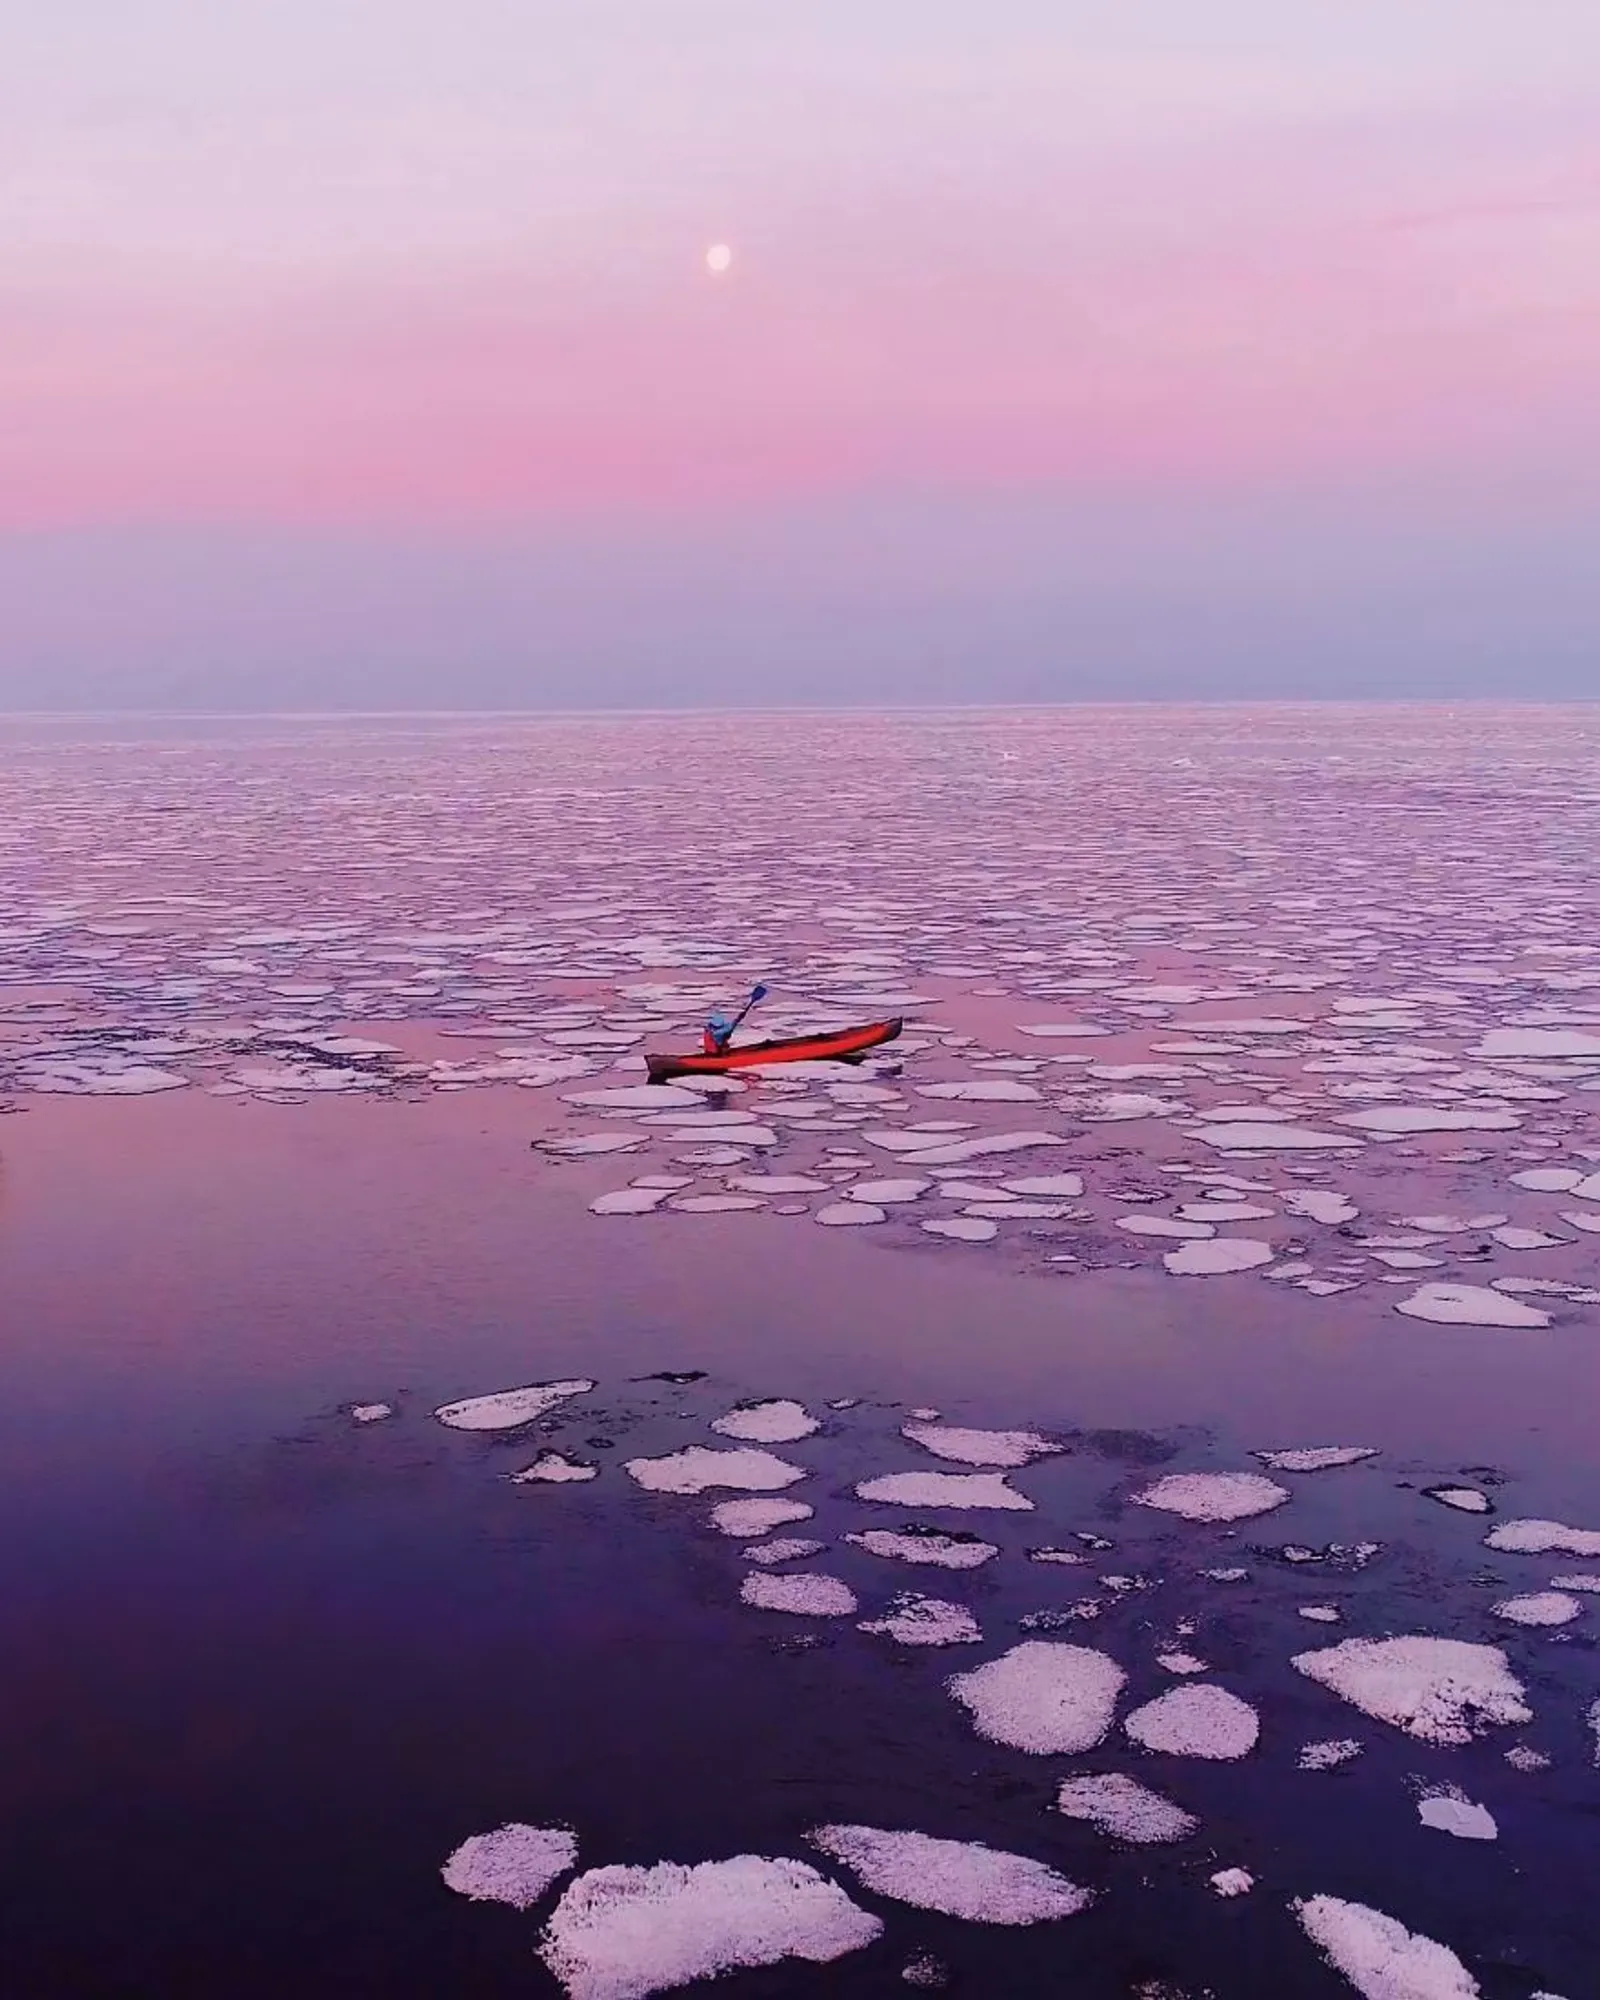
646,1017 -> 902,1082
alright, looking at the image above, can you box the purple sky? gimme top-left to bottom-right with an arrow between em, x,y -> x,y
4,1 -> 1598,706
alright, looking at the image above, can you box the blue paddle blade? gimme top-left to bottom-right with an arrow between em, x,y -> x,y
751,983 -> 769,1001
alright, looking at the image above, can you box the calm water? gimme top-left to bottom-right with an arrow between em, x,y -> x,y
2,709 -> 1598,1998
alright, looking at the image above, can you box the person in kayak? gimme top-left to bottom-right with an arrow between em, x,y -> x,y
701,984 -> 768,1056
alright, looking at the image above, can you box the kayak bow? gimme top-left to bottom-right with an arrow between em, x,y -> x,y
646,1017 -> 902,1082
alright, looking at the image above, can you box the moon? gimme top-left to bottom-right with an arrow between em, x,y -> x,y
705,242 -> 733,275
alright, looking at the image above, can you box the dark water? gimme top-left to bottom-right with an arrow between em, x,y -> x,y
2,1090 -> 1597,1997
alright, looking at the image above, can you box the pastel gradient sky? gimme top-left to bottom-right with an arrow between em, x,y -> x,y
4,0 -> 1599,706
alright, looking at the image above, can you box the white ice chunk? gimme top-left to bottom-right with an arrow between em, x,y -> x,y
1280,1188 -> 1360,1224
858,1595 -> 983,1647
625,1447 -> 806,1495
351,1402 -> 393,1423
1299,1739 -> 1363,1770
741,1571 -> 858,1616
1210,1868 -> 1255,1896
1473,1028 -> 1600,1058
443,1823 -> 578,1909
1294,1893 -> 1481,2000
1134,1471 -> 1290,1523
711,1400 -> 820,1443
808,1825 -> 1089,1925
511,1452 -> 599,1484
590,1188 -> 671,1215
847,1529 -> 999,1569
1485,1518 -> 1600,1557
743,1537 -> 826,1565
847,1178 -> 930,1203
435,1379 -> 595,1431
902,1130 -> 1071,1165
1291,1637 -> 1531,1744
1493,1591 -> 1581,1627
1339,1106 -> 1519,1133
1123,1685 -> 1259,1760
947,1642 -> 1125,1754
901,1423 -> 1061,1468
1417,1787 -> 1497,1841
919,1079 -> 1042,1102
1193,1123 -> 1359,1151
1162,1238 -> 1274,1275
1053,1772 -> 1197,1844
711,1497 -> 814,1537
539,1856 -> 881,1998
816,1202 -> 886,1227
922,1217 -> 999,1242
856,1471 -> 1033,1511
1395,1284 -> 1551,1328
1256,1447 -> 1378,1473
1425,1488 -> 1491,1514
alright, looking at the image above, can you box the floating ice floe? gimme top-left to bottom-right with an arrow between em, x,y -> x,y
901,1422 -> 1061,1468
1162,1238 -> 1274,1275
350,1402 -> 393,1423
856,1471 -> 1033,1511
847,1528 -> 1000,1569
1280,1188 -> 1359,1224
435,1379 -> 596,1431
1053,1772 -> 1197,1844
1210,1868 -> 1254,1897
1299,1606 -> 1341,1623
1255,1447 -> 1378,1473
1417,1785 -> 1497,1841
1124,1685 -> 1260,1760
563,1084 -> 703,1111
743,1537 -> 825,1565
1193,1123 -> 1358,1151
1549,1572 -> 1600,1592
900,1130 -> 1070,1166
538,1856 -> 881,1997
947,1643 -> 1125,1754
807,1826 -> 1089,1924
710,1496 -> 813,1537
847,1178 -> 929,1203
711,1399 -> 820,1444
1294,1894 -> 1481,2000
1473,1028 -> 1600,1059
919,1079 -> 1042,1102
590,1187 -> 673,1215
626,1447 -> 806,1495
1299,1739 -> 1363,1770
1134,1471 -> 1290,1523
1493,1591 -> 1581,1627
922,1217 -> 998,1242
442,1823 -> 578,1909
858,1593 -> 982,1646
1339,1106 -> 1520,1134
1395,1284 -> 1551,1328
511,1452 -> 599,1484
1485,1518 -> 1600,1557
1291,1637 -> 1531,1744
1423,1487 -> 1492,1514
542,1132 -> 646,1156
1004,1173 -> 1085,1196
816,1202 -> 885,1227
1120,1215 -> 1215,1239
741,1571 -> 858,1616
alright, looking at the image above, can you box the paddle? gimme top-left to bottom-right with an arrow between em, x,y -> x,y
722,982 -> 768,1043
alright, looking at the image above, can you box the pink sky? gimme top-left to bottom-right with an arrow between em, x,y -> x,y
3,1 -> 1598,701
